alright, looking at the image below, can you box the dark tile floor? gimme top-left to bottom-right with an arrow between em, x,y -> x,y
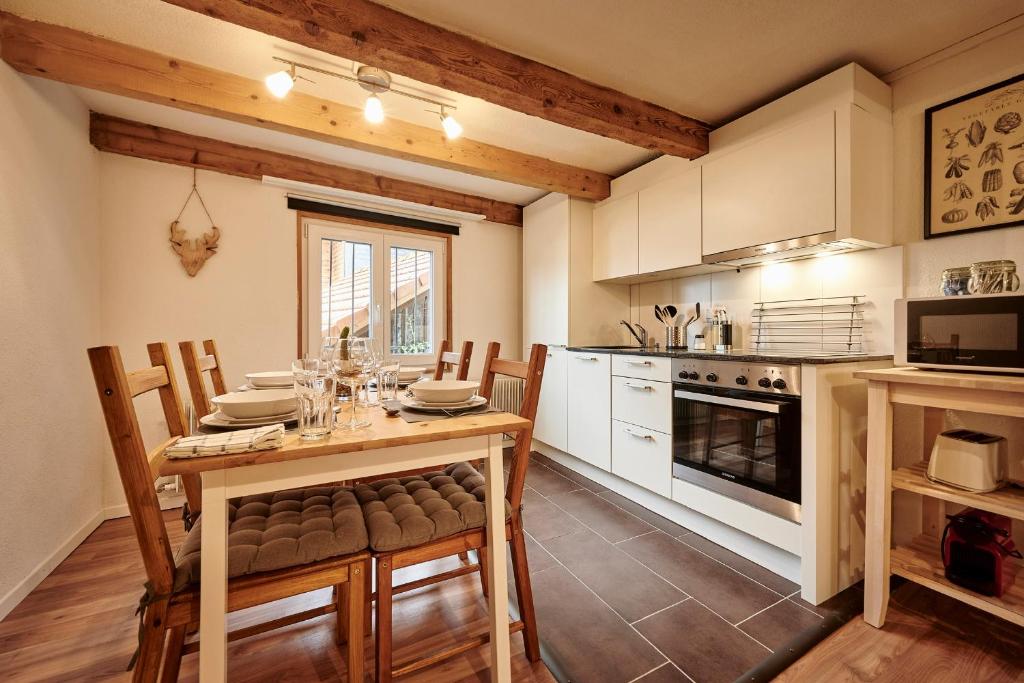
507,451 -> 836,683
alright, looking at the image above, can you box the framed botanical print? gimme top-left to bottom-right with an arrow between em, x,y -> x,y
924,72 -> 1024,239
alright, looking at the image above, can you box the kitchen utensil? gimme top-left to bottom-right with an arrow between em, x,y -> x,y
210,388 -> 297,419
927,428 -> 1007,492
654,305 -> 665,324
409,379 -> 480,403
664,305 -> 678,322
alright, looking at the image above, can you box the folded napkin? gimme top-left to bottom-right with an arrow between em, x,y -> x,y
165,424 -> 286,459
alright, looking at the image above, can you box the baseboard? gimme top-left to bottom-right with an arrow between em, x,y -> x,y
533,440 -> 802,584
0,509 -> 104,622
104,492 -> 185,520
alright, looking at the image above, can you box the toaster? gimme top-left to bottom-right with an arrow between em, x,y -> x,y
927,429 -> 1007,492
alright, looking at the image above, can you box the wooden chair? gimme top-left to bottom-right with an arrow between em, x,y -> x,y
176,340 -> 228,527
88,343 -> 369,683
431,339 -> 473,380
367,342 -> 546,681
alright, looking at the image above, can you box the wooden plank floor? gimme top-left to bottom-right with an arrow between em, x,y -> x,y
777,582 -> 1024,682
0,509 -> 553,682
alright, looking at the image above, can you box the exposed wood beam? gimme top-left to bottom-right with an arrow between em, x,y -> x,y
0,12 -> 609,200
162,0 -> 710,158
89,113 -> 523,226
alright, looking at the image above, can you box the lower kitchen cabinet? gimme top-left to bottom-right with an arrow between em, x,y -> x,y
611,375 -> 673,434
533,346 -> 567,451
567,351 -> 611,471
611,420 -> 672,497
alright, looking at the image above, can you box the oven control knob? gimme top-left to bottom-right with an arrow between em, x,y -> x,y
688,371 -> 699,381
757,377 -> 772,388
678,371 -> 687,380
705,372 -> 718,382
772,378 -> 787,390
735,376 -> 748,385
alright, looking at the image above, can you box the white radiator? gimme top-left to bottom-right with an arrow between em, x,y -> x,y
491,377 -> 524,415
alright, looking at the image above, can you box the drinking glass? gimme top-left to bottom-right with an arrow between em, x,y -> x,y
363,341 -> 383,407
319,336 -> 340,365
332,339 -> 371,431
292,359 -> 336,440
377,364 -> 400,402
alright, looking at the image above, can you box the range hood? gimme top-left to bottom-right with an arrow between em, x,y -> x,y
702,232 -> 881,267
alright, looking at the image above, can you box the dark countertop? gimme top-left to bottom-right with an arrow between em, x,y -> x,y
566,346 -> 894,365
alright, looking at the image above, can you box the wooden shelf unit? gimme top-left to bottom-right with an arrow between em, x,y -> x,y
855,366 -> 1024,629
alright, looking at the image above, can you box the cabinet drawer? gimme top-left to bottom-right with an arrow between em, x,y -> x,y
611,376 -> 672,433
611,421 -> 671,498
611,354 -> 672,382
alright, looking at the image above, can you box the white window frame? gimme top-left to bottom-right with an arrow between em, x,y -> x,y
304,218 -> 446,366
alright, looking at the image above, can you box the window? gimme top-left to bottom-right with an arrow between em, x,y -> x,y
305,219 -> 447,365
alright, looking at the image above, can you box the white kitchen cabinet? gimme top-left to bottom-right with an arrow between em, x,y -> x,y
702,111 -> 836,257
592,193 -> 639,281
611,420 -> 672,498
533,346 -> 567,451
638,168 -> 702,274
611,354 -> 673,383
523,193 -> 629,348
567,351 -> 611,471
611,375 -> 673,435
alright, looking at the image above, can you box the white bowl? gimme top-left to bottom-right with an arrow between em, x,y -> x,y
211,389 -> 297,419
245,371 -> 293,388
397,366 -> 427,381
409,379 -> 479,404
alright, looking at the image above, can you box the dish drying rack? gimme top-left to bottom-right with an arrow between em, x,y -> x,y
750,295 -> 865,354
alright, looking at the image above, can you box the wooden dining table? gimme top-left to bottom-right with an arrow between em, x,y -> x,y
159,407 -> 531,683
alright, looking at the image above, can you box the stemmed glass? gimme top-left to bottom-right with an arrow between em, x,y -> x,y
362,340 -> 383,407
332,338 -> 371,431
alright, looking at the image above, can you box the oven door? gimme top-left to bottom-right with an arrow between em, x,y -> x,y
672,384 -> 801,521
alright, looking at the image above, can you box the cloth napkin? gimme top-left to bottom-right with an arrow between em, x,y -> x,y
165,423 -> 286,459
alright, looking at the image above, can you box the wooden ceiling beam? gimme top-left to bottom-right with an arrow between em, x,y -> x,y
162,0 -> 710,158
89,113 -> 523,226
0,12 -> 609,200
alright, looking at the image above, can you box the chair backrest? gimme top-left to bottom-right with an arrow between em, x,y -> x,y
88,343 -> 186,596
478,342 -> 547,510
432,340 -> 474,380
178,339 -> 227,419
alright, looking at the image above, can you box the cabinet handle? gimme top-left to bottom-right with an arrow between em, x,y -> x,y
624,360 -> 652,366
623,383 -> 653,391
623,428 -> 653,441
575,356 -> 599,361
546,353 -> 553,357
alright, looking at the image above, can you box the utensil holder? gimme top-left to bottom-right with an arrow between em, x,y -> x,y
665,326 -> 685,349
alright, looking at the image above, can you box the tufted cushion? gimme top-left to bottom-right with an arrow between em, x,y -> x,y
173,486 -> 368,592
354,462 -> 511,552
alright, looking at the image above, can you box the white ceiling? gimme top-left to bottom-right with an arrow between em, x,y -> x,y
3,0 -> 1022,205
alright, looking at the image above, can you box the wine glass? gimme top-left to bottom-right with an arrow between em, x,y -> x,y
362,340 -> 383,407
332,338 -> 371,431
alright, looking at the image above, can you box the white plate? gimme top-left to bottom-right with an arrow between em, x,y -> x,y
237,383 -> 292,392
397,366 -> 427,380
211,389 -> 297,419
400,395 -> 488,412
246,371 -> 293,388
409,379 -> 480,403
200,412 -> 296,429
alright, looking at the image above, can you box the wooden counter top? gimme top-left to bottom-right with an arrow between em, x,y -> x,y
853,367 -> 1024,394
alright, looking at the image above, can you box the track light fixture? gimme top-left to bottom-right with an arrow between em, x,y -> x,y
265,57 -> 461,137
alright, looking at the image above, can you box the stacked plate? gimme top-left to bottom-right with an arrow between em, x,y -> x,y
238,371 -> 293,392
202,388 -> 298,428
399,380 -> 487,414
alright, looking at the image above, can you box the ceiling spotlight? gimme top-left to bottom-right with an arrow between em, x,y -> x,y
364,94 -> 385,124
264,66 -> 295,98
440,107 -> 462,140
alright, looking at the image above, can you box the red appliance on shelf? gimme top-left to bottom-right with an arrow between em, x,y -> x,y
941,509 -> 1021,597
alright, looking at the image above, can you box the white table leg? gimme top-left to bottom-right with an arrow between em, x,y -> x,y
199,469 -> 229,682
484,433 -> 511,682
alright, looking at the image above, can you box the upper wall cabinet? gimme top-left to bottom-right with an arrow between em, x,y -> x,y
638,168 -> 702,274
702,111 -> 836,256
524,193 -> 630,347
592,193 -> 639,281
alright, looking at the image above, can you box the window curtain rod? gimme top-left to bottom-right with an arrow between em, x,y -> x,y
287,196 -> 461,236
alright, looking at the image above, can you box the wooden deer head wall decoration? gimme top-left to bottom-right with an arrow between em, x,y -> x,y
170,169 -> 220,277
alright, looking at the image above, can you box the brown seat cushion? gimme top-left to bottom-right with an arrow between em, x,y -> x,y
354,462 -> 511,553
173,486 -> 368,591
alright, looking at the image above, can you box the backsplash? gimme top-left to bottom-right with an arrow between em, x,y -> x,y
628,246 -> 904,354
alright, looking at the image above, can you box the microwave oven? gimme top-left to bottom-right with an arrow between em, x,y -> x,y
895,293 -> 1024,374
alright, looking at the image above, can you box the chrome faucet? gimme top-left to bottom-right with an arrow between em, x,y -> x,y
620,320 -> 649,348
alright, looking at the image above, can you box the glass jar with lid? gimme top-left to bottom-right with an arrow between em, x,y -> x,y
940,266 -> 972,296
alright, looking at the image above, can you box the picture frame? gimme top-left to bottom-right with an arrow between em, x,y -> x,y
924,71 -> 1024,239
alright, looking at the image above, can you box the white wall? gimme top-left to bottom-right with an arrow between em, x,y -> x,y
97,154 -> 521,510
0,66 -> 103,619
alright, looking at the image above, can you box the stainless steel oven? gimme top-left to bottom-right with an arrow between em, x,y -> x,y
671,359 -> 802,523
895,293 -> 1024,374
